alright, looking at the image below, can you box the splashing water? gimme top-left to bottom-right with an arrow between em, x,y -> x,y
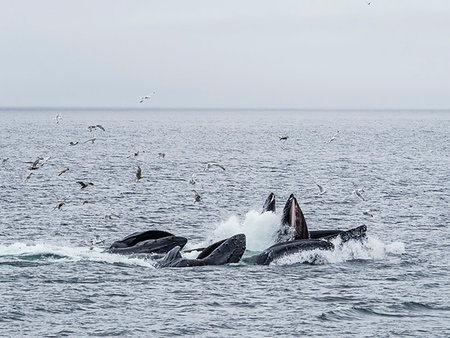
271,236 -> 406,266
208,210 -> 280,251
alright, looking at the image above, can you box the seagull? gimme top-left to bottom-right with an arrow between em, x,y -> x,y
353,188 -> 366,201
158,152 -> 166,158
127,151 -> 139,158
363,209 -> 374,217
85,235 -> 105,250
40,156 -> 52,167
69,141 -> 79,146
28,157 -> 41,170
136,166 -> 143,181
316,184 -> 327,196
189,174 -> 197,185
204,163 -> 226,171
25,172 -> 33,180
279,136 -> 289,141
88,125 -> 105,132
105,214 -> 120,220
76,181 -> 94,189
84,137 -> 97,144
139,91 -> 156,103
53,201 -> 65,211
2,157 -> 10,163
55,113 -> 62,124
82,200 -> 90,205
58,168 -> 69,176
192,190 -> 201,203
327,130 -> 339,144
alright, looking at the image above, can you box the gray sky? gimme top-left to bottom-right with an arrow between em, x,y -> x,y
1,0 -> 449,109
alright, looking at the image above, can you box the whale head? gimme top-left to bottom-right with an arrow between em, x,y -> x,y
262,192 -> 276,213
281,194 -> 309,240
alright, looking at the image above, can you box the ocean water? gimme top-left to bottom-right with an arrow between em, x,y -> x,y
0,108 -> 448,337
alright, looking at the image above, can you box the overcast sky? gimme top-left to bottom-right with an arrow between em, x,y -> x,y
1,0 -> 449,109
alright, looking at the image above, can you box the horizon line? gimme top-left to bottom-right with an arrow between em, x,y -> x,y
0,106 -> 449,112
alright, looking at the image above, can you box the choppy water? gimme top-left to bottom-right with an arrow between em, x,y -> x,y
0,109 -> 449,337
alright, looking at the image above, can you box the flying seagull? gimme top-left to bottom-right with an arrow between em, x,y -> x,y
28,157 -> 41,170
53,201 -> 65,211
327,130 -> 339,144
158,152 -> 166,158
55,113 -> 62,124
69,141 -> 79,146
85,235 -> 105,250
136,166 -> 143,181
189,174 -> 197,185
204,163 -> 226,171
363,209 -> 374,217
84,137 -> 97,144
105,214 -> 120,220
279,136 -> 289,140
1,157 -> 9,164
192,190 -> 201,203
353,188 -> 366,201
77,181 -> 94,189
58,168 -> 69,176
88,125 -> 105,132
139,91 -> 156,103
316,184 -> 327,196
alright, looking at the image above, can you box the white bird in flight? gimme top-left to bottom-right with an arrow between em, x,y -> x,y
353,188 -> 366,201
327,130 -> 339,144
139,91 -> 156,103
55,113 -> 62,124
204,163 -> 226,171
192,190 -> 201,203
316,184 -> 327,196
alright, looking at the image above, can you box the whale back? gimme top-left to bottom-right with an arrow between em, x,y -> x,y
109,230 -> 175,249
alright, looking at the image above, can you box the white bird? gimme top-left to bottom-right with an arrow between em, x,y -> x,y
204,163 -> 226,171
189,174 -> 197,185
84,137 -> 97,144
55,113 -> 62,124
327,130 -> 339,144
139,91 -> 156,103
88,125 -> 105,132
316,184 -> 327,196
85,235 -> 105,250
363,209 -> 374,217
69,141 -> 79,146
1,157 -> 9,164
192,190 -> 201,203
105,214 -> 120,220
353,188 -> 366,201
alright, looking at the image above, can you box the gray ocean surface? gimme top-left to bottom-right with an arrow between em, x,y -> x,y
0,109 -> 449,337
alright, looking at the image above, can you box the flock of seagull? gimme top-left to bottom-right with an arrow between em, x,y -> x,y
1,99 -> 375,249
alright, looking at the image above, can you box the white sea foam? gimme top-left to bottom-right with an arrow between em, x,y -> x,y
0,242 -> 156,268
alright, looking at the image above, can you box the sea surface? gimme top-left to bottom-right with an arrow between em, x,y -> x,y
0,108 -> 448,337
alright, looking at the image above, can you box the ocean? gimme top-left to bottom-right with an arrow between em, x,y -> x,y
0,108 -> 448,337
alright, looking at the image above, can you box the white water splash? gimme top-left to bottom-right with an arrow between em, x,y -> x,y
272,236 -> 406,266
0,242 -> 156,268
208,210 -> 280,251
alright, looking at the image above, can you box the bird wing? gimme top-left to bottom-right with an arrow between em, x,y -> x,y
317,184 -> 324,192
96,125 -> 105,131
31,158 -> 40,168
213,163 -> 226,170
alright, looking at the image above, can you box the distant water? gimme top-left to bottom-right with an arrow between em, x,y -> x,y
0,108 -> 449,337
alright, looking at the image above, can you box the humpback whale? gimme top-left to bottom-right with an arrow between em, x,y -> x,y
108,230 -> 188,255
246,193 -> 368,265
262,192 -> 276,213
158,234 -> 246,268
